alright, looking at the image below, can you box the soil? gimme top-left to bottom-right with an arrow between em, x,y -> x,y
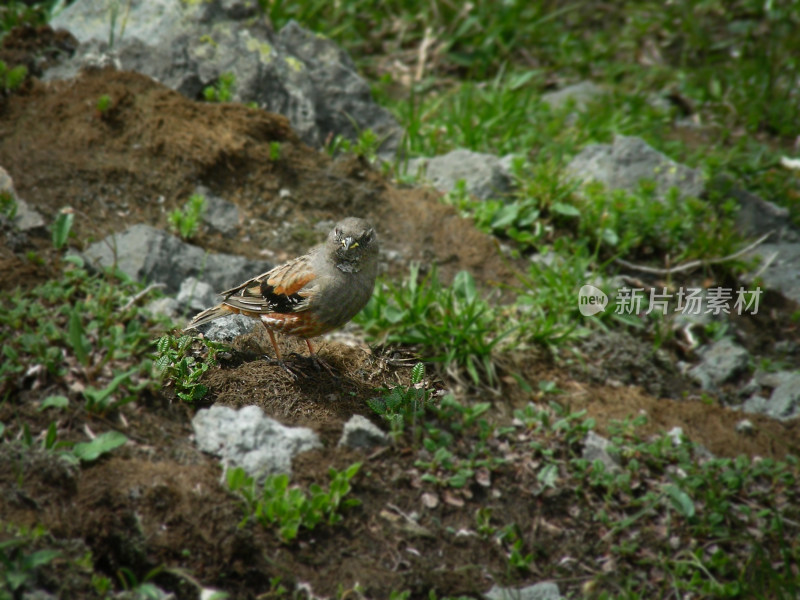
1,26 -> 799,599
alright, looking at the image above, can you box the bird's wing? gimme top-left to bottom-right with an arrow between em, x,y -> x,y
219,254 -> 317,314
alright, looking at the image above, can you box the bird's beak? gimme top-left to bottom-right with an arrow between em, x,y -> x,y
342,236 -> 359,250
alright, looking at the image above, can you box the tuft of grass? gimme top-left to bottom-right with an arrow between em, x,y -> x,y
367,362 -> 434,443
0,60 -> 27,92
0,255 -> 165,407
357,265 -> 516,386
168,193 -> 206,241
203,71 -> 236,103
155,334 -> 226,404
227,463 -> 362,543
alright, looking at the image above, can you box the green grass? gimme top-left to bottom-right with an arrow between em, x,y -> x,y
0,257 -> 166,410
356,266 -> 518,386
227,463 -> 362,543
168,193 -> 206,241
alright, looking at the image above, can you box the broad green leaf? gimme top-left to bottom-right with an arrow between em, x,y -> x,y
68,308 -> 90,366
666,484 -> 695,518
52,210 -> 74,249
72,430 -> 128,462
551,201 -> 581,217
39,395 -> 69,411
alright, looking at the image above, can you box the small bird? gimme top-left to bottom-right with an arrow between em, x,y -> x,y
186,217 -> 379,375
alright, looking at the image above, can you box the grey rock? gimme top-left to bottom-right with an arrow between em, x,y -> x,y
83,224 -> 267,295
0,166 -> 45,231
688,338 -> 749,391
754,369 -> 795,389
541,81 -> 605,113
176,276 -> 217,313
734,189 -> 797,241
744,242 -> 800,305
582,431 -> 621,473
200,313 -> 255,343
566,135 -> 705,201
47,1 -> 402,152
484,582 -> 562,600
145,296 -> 181,320
338,415 -> 388,449
194,186 -> 240,235
763,372 -> 800,420
407,149 -> 513,200
192,404 -> 321,479
742,395 -> 769,415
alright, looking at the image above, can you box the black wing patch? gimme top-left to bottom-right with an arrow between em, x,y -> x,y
260,281 -> 307,314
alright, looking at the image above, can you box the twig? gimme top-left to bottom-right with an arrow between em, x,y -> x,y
614,231 -> 773,276
122,282 -> 165,310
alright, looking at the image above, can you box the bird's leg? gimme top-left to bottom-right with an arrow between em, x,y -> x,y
304,339 -> 339,378
261,326 -> 300,380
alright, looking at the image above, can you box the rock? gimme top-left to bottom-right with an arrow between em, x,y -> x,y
407,149 -> 513,200
742,395 -> 769,416
0,166 -> 45,231
484,582 -> 562,600
744,242 -> 800,305
176,277 -> 217,313
83,224 -> 267,295
194,186 -> 240,236
582,431 -> 621,473
707,175 -> 799,241
541,81 -> 605,113
566,135 -> 705,201
200,313 -> 255,343
192,404 -> 321,479
47,1 -> 402,152
145,296 -> 181,320
688,338 -> 749,391
338,415 -> 388,449
763,372 -> 800,420
735,419 -> 755,434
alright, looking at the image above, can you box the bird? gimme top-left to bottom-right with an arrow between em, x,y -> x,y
185,217 -> 379,376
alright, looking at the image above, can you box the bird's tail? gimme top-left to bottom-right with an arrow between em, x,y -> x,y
184,304 -> 234,331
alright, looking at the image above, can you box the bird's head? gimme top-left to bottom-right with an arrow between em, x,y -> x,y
327,217 -> 379,273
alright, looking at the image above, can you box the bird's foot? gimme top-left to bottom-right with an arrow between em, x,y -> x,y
288,352 -> 339,379
261,355 -> 301,380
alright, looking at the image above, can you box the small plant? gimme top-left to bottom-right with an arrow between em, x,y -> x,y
357,265 -> 516,386
0,524 -> 60,596
367,362 -> 433,442
51,208 -> 74,250
168,193 -> 206,240
0,191 -> 18,220
228,462 -> 362,543
203,71 -> 236,102
325,129 -> 382,162
0,59 -> 27,92
155,334 -> 226,403
269,141 -> 282,161
96,93 -> 112,115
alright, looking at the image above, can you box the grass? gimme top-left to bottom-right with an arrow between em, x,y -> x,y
168,193 -> 206,241
0,257 -> 166,408
227,462 -> 363,543
356,265 -> 518,386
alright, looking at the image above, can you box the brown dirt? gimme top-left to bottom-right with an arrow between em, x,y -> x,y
1,27 -> 799,599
